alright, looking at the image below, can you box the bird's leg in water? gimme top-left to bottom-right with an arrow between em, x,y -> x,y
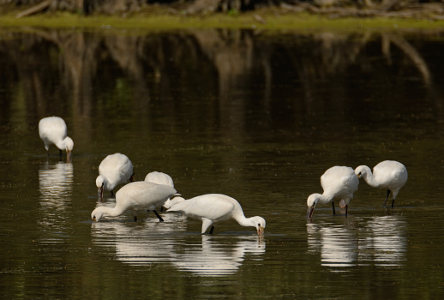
59,150 -> 62,161
345,205 -> 348,217
209,226 -> 214,234
134,216 -> 137,222
153,210 -> 164,222
110,190 -> 114,197
384,190 -> 391,207
391,197 -> 395,208
331,201 -> 336,215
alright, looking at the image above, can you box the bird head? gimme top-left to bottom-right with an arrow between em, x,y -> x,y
64,137 -> 74,162
91,207 -> 105,222
250,216 -> 266,236
96,175 -> 105,199
354,165 -> 370,179
163,194 -> 185,210
306,193 -> 321,219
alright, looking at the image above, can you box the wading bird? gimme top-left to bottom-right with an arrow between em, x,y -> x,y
354,160 -> 408,208
307,166 -> 359,219
167,194 -> 266,235
144,171 -> 182,211
91,181 -> 176,222
144,171 -> 174,187
38,116 -> 74,162
96,153 -> 134,200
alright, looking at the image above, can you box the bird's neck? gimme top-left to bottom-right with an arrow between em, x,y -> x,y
99,205 -> 125,218
319,193 -> 334,204
55,139 -> 66,151
233,210 -> 256,228
362,170 -> 379,188
236,216 -> 256,228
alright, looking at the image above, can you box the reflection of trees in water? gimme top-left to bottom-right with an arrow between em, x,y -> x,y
0,29 -> 441,127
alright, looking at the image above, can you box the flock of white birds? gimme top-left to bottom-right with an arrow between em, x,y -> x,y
39,116 -> 408,236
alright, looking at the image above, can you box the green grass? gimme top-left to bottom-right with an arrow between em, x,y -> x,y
0,10 -> 443,32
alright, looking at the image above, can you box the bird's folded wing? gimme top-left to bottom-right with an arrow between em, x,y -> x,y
169,195 -> 234,220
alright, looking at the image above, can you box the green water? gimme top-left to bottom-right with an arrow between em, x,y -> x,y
0,29 -> 443,299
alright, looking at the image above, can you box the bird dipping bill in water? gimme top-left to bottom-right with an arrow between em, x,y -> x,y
96,153 -> 134,200
166,194 -> 266,235
38,116 -> 74,162
307,166 -> 359,219
91,181 -> 177,222
354,160 -> 408,208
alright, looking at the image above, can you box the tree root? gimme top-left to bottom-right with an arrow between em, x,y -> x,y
16,0 -> 52,18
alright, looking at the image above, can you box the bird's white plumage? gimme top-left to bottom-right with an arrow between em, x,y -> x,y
167,194 -> 266,235
321,166 -> 359,202
38,116 -> 74,159
170,194 -> 235,221
96,153 -> 134,192
144,171 -> 174,187
307,166 -> 359,218
91,181 -> 177,221
355,160 -> 408,206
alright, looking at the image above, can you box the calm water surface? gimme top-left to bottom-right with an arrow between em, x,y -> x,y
0,28 -> 444,299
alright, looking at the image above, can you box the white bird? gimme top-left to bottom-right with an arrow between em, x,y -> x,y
145,171 -> 183,211
38,116 -> 74,162
91,181 -> 176,222
144,171 -> 174,187
354,160 -> 408,208
307,166 -> 359,218
167,194 -> 266,235
96,153 -> 134,199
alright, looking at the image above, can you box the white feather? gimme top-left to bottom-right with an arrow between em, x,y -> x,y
167,194 -> 266,235
91,181 -> 177,221
97,153 -> 134,192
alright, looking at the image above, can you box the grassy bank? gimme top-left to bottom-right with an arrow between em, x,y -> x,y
0,7 -> 444,31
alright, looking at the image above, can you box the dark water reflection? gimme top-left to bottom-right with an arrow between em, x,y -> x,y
1,28 -> 444,298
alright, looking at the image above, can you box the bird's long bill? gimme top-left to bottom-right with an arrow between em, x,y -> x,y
307,206 -> 315,219
257,226 -> 265,236
66,150 -> 72,163
98,186 -> 104,200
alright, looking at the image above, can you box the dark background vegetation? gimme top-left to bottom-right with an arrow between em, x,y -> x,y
1,0 -> 443,17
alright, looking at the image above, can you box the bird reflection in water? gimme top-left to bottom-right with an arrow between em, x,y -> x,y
360,215 -> 407,266
39,162 -> 74,218
38,161 -> 74,239
307,223 -> 357,268
91,213 -> 187,266
307,215 -> 406,269
91,216 -> 266,275
172,235 -> 266,277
